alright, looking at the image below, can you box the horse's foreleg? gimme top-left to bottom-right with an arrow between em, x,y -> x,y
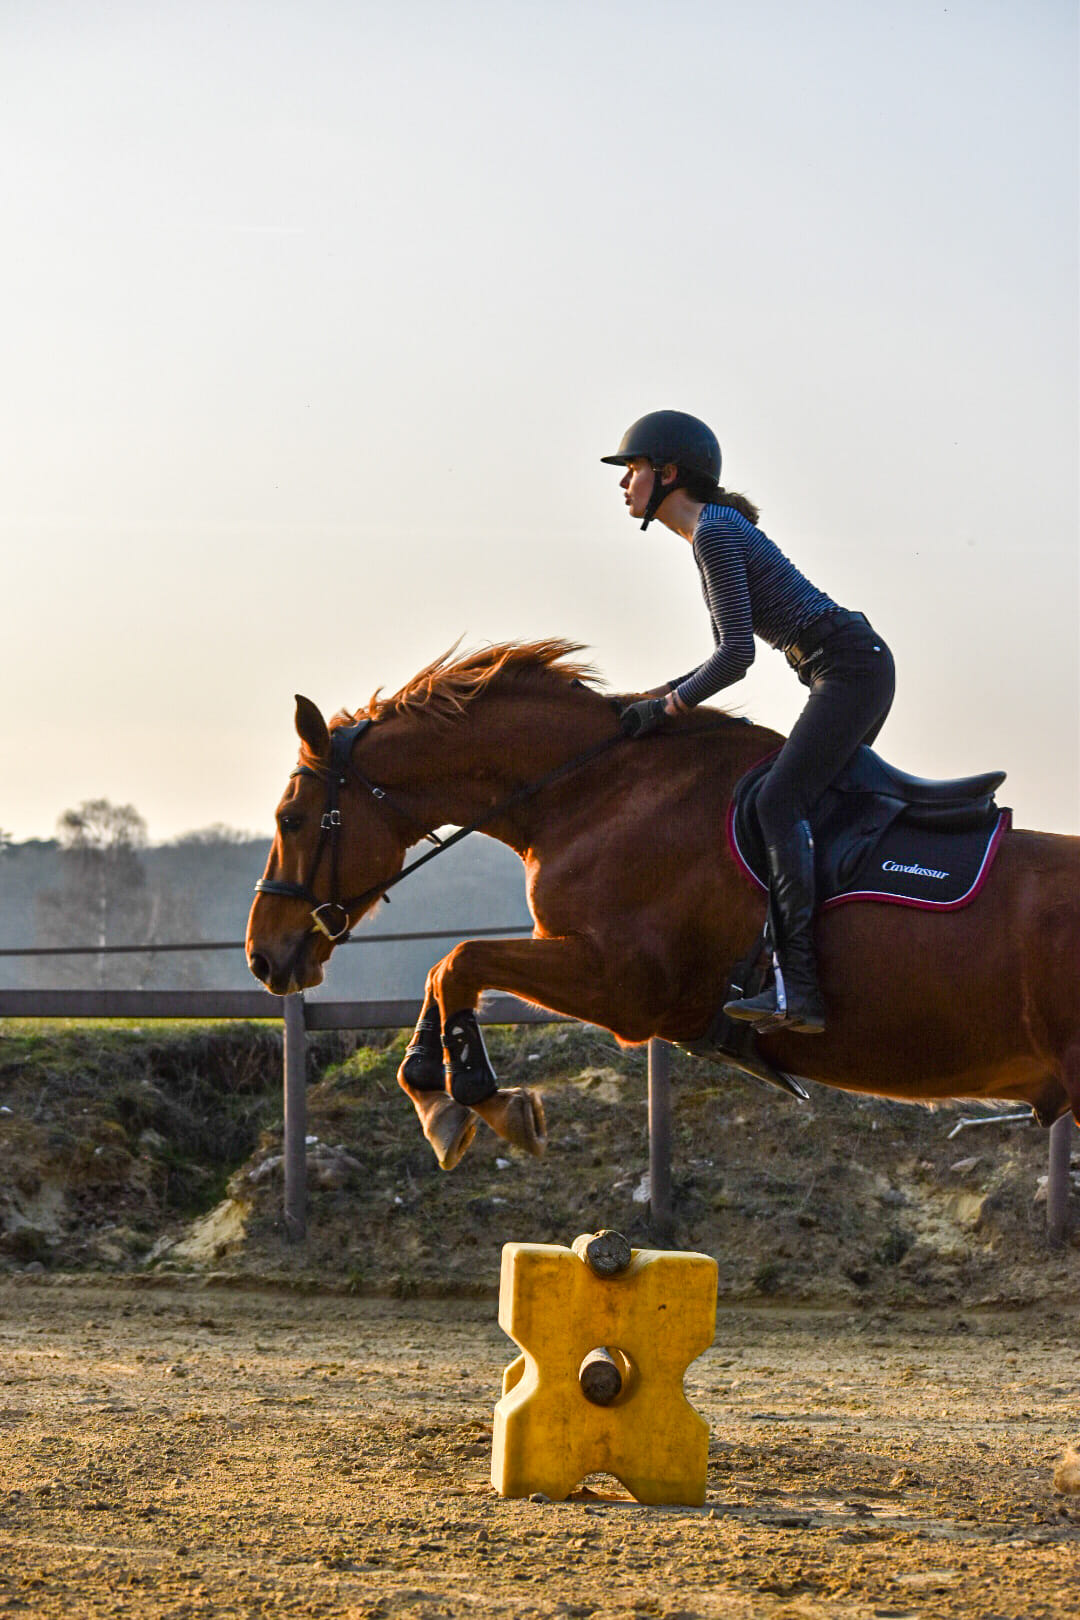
430,934 -> 610,1158
439,1004 -> 547,1158
396,992 -> 477,1171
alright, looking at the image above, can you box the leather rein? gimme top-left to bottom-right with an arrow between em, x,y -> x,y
253,714 -> 628,945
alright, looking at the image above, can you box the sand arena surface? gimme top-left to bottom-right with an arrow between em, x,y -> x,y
1,1280 -> 1078,1618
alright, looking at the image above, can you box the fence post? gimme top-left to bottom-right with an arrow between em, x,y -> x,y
648,1038 -> 673,1241
1047,1113 -> 1074,1247
283,992 -> 307,1242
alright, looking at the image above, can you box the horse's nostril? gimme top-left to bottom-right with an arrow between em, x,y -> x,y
249,952 -> 271,984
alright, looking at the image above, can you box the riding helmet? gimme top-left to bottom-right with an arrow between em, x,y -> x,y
600,410 -> 722,483
601,410 -> 722,528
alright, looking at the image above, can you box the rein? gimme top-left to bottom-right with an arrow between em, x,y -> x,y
254,717 -> 630,944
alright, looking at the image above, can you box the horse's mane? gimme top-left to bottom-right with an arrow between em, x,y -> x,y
345,639 -> 601,728
318,638 -> 753,751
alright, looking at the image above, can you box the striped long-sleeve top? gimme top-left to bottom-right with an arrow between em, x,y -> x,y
669,504 -> 838,708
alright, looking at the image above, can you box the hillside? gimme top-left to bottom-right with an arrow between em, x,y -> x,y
0,1019 -> 1075,1307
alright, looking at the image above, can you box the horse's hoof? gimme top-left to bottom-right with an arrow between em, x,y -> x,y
398,1076 -> 477,1170
472,1087 -> 547,1158
426,1097 -> 478,1171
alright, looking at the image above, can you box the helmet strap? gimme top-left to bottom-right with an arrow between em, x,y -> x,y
640,464 -> 684,530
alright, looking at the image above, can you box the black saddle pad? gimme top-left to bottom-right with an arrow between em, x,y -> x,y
729,748 -> 1011,912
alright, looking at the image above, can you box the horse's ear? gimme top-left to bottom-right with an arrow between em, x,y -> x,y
294,695 -> 330,760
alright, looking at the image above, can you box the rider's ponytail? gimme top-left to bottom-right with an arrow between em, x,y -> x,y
681,470 -> 761,526
712,488 -> 760,525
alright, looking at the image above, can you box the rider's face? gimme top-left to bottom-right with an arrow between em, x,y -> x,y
620,458 -> 656,520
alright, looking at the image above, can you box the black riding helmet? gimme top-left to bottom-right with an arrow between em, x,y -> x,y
601,410 -> 722,529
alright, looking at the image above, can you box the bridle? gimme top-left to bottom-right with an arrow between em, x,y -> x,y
253,714 -> 629,946
254,719 -> 443,943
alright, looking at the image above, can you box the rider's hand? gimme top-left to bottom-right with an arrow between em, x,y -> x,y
619,696 -> 668,738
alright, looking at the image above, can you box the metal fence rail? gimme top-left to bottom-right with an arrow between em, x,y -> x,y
0,988 -> 564,1028
0,924 -> 534,958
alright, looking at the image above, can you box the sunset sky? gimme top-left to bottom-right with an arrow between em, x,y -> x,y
2,0 -> 1076,842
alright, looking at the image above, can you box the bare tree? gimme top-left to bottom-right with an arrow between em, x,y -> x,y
35,800 -> 203,988
169,822 -> 260,846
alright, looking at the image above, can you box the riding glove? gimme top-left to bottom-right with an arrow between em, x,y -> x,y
619,697 -> 668,738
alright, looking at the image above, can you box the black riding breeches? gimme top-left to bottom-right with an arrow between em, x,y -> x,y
755,612 -> 896,848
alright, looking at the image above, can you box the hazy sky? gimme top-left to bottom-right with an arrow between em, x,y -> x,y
2,0 -> 1077,843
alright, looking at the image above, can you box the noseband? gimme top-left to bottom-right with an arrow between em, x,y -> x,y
253,719 -> 443,944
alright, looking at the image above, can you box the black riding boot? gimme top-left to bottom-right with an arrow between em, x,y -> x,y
724,820 -> 826,1034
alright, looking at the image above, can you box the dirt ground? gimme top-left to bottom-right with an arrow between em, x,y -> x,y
1,1278 -> 1078,1619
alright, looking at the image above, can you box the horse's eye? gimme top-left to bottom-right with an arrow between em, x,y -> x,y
278,815 -> 303,834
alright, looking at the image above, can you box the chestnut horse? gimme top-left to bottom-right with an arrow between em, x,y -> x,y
246,640 -> 1080,1170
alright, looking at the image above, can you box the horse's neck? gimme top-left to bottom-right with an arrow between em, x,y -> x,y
391,689 -> 617,833
384,694 -> 779,845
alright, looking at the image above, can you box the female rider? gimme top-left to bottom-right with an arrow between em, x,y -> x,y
603,410 -> 895,1034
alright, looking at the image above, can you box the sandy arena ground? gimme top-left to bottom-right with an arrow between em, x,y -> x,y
0,1279 -> 1077,1619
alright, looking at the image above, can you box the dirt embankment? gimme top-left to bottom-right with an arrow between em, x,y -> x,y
0,1019 -> 1076,1307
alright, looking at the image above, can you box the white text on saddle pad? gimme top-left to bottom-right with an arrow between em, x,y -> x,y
881,860 -> 949,879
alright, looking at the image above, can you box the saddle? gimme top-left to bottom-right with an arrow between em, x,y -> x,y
730,746 -> 1010,911
679,749 -> 1010,1102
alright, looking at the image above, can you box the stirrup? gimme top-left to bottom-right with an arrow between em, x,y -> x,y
725,959 -> 825,1035
723,985 -> 782,1025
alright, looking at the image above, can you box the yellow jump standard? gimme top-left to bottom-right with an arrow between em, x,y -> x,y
492,1237 -> 718,1506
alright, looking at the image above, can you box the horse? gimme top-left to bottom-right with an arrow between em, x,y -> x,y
246,639 -> 1080,1171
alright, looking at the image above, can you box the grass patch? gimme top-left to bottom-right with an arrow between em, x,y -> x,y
0,1020 -> 360,1264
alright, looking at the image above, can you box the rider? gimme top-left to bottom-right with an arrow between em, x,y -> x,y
603,410 -> 895,1034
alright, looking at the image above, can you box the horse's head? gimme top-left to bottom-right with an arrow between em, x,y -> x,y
247,640 -> 619,994
246,695 -> 410,995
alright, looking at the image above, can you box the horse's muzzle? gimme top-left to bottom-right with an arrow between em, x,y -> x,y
246,935 -> 327,996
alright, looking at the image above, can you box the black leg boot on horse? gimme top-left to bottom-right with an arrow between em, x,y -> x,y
396,998 -> 478,1171
724,819 -> 826,1034
441,1009 -> 547,1159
